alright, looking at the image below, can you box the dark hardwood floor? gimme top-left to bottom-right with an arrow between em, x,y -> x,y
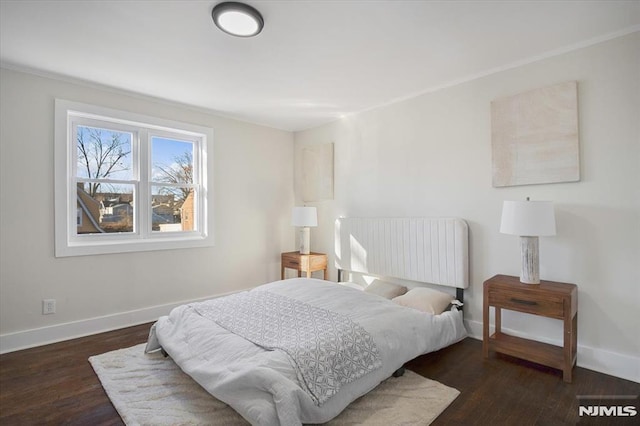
1,324 -> 638,425
0,324 -> 151,425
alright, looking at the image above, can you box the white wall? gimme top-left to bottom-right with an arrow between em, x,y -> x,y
294,33 -> 639,382
0,68 -> 295,351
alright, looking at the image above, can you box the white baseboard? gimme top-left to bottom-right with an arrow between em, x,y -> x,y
464,319 -> 640,384
0,289 -> 249,355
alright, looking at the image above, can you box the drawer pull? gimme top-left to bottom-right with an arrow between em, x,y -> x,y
510,298 -> 538,306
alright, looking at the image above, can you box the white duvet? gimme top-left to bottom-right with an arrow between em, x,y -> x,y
146,278 -> 467,425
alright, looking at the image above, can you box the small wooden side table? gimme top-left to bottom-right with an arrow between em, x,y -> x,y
281,251 -> 328,280
483,274 -> 578,382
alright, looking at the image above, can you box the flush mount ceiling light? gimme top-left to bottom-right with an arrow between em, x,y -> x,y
211,2 -> 264,37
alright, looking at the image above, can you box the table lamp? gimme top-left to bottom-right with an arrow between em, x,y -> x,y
500,198 -> 556,284
292,207 -> 317,254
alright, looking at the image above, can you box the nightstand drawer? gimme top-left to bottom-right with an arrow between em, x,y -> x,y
489,290 -> 564,318
282,256 -> 300,268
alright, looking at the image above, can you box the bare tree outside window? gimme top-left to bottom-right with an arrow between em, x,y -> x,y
150,137 -> 195,231
76,126 -> 132,196
153,151 -> 193,203
76,125 -> 133,234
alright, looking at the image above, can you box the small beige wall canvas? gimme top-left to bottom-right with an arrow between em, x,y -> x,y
491,81 -> 580,187
302,143 -> 334,201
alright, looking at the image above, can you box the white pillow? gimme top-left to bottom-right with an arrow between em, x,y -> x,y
363,279 -> 407,299
392,287 -> 454,315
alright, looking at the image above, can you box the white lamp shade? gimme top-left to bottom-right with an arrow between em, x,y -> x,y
500,200 -> 556,236
291,207 -> 318,227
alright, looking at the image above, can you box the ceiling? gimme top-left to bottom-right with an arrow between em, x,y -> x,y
1,1 -> 639,132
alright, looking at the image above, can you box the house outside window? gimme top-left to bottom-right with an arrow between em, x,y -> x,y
55,100 -> 213,257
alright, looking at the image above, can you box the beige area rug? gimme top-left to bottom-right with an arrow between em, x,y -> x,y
90,344 -> 459,426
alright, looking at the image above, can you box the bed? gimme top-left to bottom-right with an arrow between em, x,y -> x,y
146,217 -> 469,425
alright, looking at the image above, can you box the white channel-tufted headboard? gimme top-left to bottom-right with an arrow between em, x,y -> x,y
335,217 -> 469,289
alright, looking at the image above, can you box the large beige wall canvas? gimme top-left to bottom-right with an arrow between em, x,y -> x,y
302,143 -> 334,201
491,81 -> 580,187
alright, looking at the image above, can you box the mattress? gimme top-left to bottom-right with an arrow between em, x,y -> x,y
146,278 -> 467,425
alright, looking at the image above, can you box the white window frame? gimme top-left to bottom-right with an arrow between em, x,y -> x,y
55,99 -> 213,257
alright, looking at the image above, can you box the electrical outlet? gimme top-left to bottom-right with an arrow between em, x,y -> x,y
42,299 -> 56,315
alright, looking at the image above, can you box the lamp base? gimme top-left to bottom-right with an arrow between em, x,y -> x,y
520,236 -> 540,284
299,227 -> 310,254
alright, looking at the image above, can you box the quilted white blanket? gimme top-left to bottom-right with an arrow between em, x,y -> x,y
146,278 -> 466,426
192,290 -> 382,405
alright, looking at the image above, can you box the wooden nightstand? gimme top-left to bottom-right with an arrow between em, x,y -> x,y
483,274 -> 578,382
281,251 -> 328,280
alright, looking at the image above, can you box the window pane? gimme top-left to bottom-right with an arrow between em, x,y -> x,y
76,182 -> 134,234
76,125 -> 132,180
151,137 -> 194,184
151,186 -> 195,232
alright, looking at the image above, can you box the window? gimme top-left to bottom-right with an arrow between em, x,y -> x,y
55,100 -> 212,257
